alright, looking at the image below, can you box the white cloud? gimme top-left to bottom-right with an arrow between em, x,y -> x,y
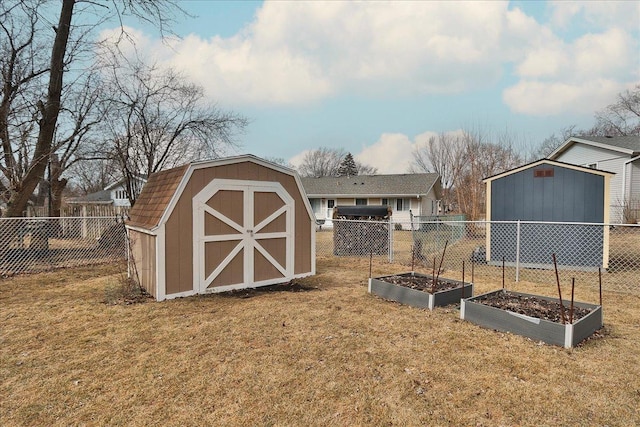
549,1 -> 640,31
356,133 -> 416,174
504,27 -> 638,115
104,1 -> 518,106
503,79 -> 625,115
101,1 -> 639,117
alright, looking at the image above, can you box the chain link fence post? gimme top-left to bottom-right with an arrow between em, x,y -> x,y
515,220 -> 521,282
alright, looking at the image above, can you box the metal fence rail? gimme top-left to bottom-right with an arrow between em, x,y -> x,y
0,217 -> 127,276
317,219 -> 640,294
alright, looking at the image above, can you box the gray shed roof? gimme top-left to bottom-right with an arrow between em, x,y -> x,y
301,173 -> 440,197
549,135 -> 640,158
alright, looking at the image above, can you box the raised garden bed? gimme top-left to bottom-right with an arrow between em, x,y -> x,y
368,272 -> 473,310
460,290 -> 603,348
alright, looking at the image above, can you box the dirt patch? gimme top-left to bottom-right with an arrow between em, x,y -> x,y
475,291 -> 593,323
216,280 -> 318,299
381,274 -> 464,293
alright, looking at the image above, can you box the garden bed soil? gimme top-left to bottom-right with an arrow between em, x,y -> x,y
474,290 -> 591,323
461,289 -> 603,348
369,272 -> 473,310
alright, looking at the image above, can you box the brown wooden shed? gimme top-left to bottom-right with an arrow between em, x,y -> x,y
125,155 -> 316,301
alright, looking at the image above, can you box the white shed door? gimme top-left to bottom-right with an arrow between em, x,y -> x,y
193,179 -> 294,292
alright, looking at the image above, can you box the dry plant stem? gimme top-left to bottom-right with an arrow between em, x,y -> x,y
436,240 -> 449,277
552,253 -> 567,324
599,267 -> 603,306
432,257 -> 436,294
570,277 -> 575,324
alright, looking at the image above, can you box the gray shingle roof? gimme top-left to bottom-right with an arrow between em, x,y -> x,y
300,173 -> 440,197
67,189 -> 113,204
574,135 -> 640,153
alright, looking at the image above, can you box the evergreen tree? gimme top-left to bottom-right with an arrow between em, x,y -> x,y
337,153 -> 358,177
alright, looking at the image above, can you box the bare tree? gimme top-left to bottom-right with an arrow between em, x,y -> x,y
66,158 -> 117,195
531,86 -> 640,160
297,147 -> 377,178
297,147 -> 346,178
262,156 -> 294,169
356,161 -> 377,176
0,0 -> 187,217
411,128 -> 521,219
592,85 -> 640,136
99,56 -> 247,205
527,125 -> 578,160
411,132 -> 465,212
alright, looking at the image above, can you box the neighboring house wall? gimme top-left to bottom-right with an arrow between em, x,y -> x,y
631,160 -> 640,200
554,144 -> 626,219
301,173 -> 441,228
548,136 -> 640,223
110,185 -> 132,207
308,191 -> 439,225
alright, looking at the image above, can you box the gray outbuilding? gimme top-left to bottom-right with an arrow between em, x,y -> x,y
483,159 -> 614,269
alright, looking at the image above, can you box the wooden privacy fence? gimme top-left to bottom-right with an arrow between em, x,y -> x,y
26,205 -> 130,218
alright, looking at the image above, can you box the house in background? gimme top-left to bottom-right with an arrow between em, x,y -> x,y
67,175 -> 147,211
548,135 -> 640,223
300,173 -> 441,227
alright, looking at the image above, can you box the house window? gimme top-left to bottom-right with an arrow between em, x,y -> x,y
310,199 -> 321,214
382,198 -> 389,206
396,198 -> 410,211
355,198 -> 367,205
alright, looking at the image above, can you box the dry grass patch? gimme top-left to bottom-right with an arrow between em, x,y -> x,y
1,258 -> 639,426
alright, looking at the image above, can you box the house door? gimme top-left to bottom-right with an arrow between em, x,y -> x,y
193,179 -> 294,292
326,199 -> 335,220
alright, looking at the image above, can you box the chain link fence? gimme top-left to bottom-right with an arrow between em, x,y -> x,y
317,219 -> 640,294
0,216 -> 127,277
2,216 -> 638,295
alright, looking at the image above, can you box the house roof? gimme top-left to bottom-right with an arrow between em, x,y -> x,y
483,158 -> 615,183
104,174 -> 148,191
300,173 -> 441,197
127,154 -> 314,231
548,135 -> 640,159
126,165 -> 189,229
67,189 -> 113,205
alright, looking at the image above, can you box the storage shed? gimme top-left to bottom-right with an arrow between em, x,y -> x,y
483,159 -> 614,269
126,155 -> 316,301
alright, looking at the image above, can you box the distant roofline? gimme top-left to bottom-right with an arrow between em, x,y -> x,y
548,135 -> 639,159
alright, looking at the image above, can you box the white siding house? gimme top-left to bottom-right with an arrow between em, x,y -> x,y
68,176 -> 147,209
548,136 -> 640,223
301,173 -> 442,228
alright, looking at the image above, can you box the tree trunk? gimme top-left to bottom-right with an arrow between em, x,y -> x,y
51,177 -> 67,218
3,0 -> 75,217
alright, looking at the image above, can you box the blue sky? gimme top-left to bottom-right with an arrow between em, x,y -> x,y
112,1 -> 639,173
